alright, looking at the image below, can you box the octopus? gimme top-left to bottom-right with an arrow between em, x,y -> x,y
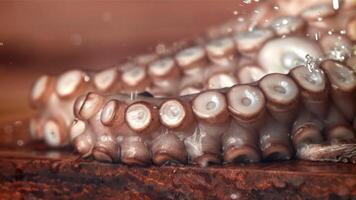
29,0 -> 356,166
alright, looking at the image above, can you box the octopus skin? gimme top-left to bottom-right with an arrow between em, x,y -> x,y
29,0 -> 356,166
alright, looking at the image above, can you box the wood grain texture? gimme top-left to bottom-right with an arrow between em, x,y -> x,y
0,148 -> 355,200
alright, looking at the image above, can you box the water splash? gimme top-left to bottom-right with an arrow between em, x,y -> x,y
304,54 -> 324,84
328,40 -> 352,62
305,54 -> 321,73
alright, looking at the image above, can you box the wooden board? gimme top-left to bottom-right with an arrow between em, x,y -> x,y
0,146 -> 355,200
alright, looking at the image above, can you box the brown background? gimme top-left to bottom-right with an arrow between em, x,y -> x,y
0,1 -> 255,124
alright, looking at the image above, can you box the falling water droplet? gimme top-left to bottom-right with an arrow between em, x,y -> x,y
130,91 -> 138,100
233,10 -> 238,15
332,0 -> 340,10
314,32 -> 320,40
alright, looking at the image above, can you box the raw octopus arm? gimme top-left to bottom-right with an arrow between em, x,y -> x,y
29,0 -> 356,166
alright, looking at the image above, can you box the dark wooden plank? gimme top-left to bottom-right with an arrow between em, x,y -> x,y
0,148 -> 355,200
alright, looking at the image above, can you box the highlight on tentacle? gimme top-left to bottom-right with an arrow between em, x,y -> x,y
259,116 -> 294,161
43,117 -> 68,147
321,60 -> 356,121
291,110 -> 324,147
259,73 -> 300,125
205,37 -> 236,66
55,70 -> 88,99
93,67 -> 121,92
159,99 -> 195,133
188,90 -> 231,166
324,106 -> 355,143
69,118 -> 97,158
92,134 -> 119,163
121,65 -> 150,92
227,84 -> 266,130
175,46 -> 208,75
269,16 -> 306,36
236,63 -> 267,84
258,37 -> 323,74
233,28 -> 275,58
119,135 -> 151,166
30,75 -> 56,108
290,65 -> 328,119
151,129 -> 187,165
125,101 -> 160,135
222,120 -> 261,163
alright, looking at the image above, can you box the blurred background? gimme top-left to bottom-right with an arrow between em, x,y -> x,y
0,1 -> 255,124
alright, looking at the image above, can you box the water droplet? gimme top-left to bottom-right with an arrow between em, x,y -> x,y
282,19 -> 289,25
230,193 -> 238,199
237,17 -> 244,22
84,75 -> 90,82
273,6 -> 279,10
242,0 -> 251,4
332,0 -> 340,10
17,140 -> 24,146
340,29 -> 347,35
314,32 -> 320,40
156,43 -> 166,54
233,11 -> 238,15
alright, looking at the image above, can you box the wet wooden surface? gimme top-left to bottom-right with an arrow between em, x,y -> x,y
1,98 -> 354,198
0,146 -> 355,200
0,121 -> 355,199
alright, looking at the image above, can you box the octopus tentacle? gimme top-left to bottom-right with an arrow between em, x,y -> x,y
321,60 -> 356,121
28,0 -> 356,166
259,115 -> 294,161
222,120 -> 261,163
259,73 -> 300,125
